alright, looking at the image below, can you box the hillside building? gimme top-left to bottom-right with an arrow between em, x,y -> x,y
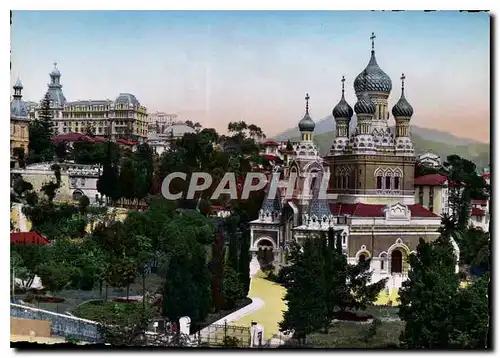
29,63 -> 148,141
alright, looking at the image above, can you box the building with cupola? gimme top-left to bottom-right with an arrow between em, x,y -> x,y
249,33 -> 459,289
10,78 -> 30,157
29,63 -> 148,141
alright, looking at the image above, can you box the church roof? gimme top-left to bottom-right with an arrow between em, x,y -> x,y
262,190 -> 281,213
329,202 -> 438,218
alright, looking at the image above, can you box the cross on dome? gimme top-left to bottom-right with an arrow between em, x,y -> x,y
370,32 -> 376,51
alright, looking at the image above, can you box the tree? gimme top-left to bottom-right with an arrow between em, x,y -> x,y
279,238 -> 328,344
97,301 -> 154,346
97,163 -> 121,204
13,176 -> 33,199
222,264 -> 243,309
449,274 -> 489,348
442,155 -> 487,230
27,92 -> 55,163
78,195 -> 90,215
398,237 -> 461,348
237,223 -> 251,298
12,147 -> 26,167
162,254 -> 198,323
37,261 -> 75,294
54,141 -> 69,162
210,230 -> 226,312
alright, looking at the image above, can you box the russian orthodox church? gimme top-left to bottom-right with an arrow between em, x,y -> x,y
249,34 -> 457,289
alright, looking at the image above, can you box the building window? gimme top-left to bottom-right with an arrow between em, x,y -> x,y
418,186 -> 424,205
385,176 -> 392,190
391,250 -> 403,274
376,176 -> 383,189
394,176 -> 400,190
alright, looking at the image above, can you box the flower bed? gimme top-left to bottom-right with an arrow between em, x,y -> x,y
112,298 -> 139,303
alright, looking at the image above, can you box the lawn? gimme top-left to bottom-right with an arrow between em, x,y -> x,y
304,320 -> 404,348
230,271 -> 287,341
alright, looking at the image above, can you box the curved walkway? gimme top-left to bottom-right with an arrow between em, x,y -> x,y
230,272 -> 287,342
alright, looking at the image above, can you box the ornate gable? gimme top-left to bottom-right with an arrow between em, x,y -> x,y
383,202 -> 411,222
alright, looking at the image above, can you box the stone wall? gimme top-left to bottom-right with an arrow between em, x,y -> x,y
10,303 -> 102,342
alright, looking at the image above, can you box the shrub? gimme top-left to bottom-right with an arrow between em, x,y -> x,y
221,336 -> 240,347
333,311 -> 373,322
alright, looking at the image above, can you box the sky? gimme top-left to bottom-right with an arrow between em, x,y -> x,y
11,10 -> 490,142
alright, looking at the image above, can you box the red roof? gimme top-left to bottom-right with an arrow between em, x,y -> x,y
471,207 -> 485,216
472,199 -> 488,205
414,174 -> 448,186
53,132 -> 94,143
90,136 -> 106,143
263,141 -> 279,146
116,138 -> 138,146
482,172 -> 490,179
262,154 -> 278,161
11,231 -> 50,245
329,203 -> 438,218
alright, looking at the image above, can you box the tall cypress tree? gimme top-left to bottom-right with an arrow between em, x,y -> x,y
28,92 -> 55,163
398,237 -> 460,348
237,222 -> 251,298
279,237 -> 328,344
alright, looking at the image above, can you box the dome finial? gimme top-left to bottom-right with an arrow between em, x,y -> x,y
400,73 -> 406,94
54,61 -> 58,69
305,93 -> 310,115
341,75 -> 346,96
370,32 -> 376,52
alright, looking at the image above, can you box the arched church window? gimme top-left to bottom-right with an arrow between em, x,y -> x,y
376,176 -> 383,189
391,250 -> 403,274
359,254 -> 366,263
394,176 -> 400,190
343,175 -> 348,189
380,253 -> 387,271
385,176 -> 392,189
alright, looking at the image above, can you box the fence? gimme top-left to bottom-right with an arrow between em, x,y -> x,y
10,303 -> 102,343
193,320 -> 251,348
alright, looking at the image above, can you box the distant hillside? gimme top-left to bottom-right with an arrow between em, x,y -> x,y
292,131 -> 489,170
274,115 -> 485,146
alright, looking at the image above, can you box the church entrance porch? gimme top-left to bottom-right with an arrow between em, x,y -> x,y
256,239 -> 276,270
249,237 -> 280,278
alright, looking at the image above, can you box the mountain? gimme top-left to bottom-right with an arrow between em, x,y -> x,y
274,115 -> 486,146
273,115 -> 490,170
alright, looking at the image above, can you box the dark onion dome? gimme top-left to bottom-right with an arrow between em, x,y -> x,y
353,33 -> 392,95
298,93 -> 316,132
354,93 -> 376,115
332,76 -> 354,119
392,73 -> 414,117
